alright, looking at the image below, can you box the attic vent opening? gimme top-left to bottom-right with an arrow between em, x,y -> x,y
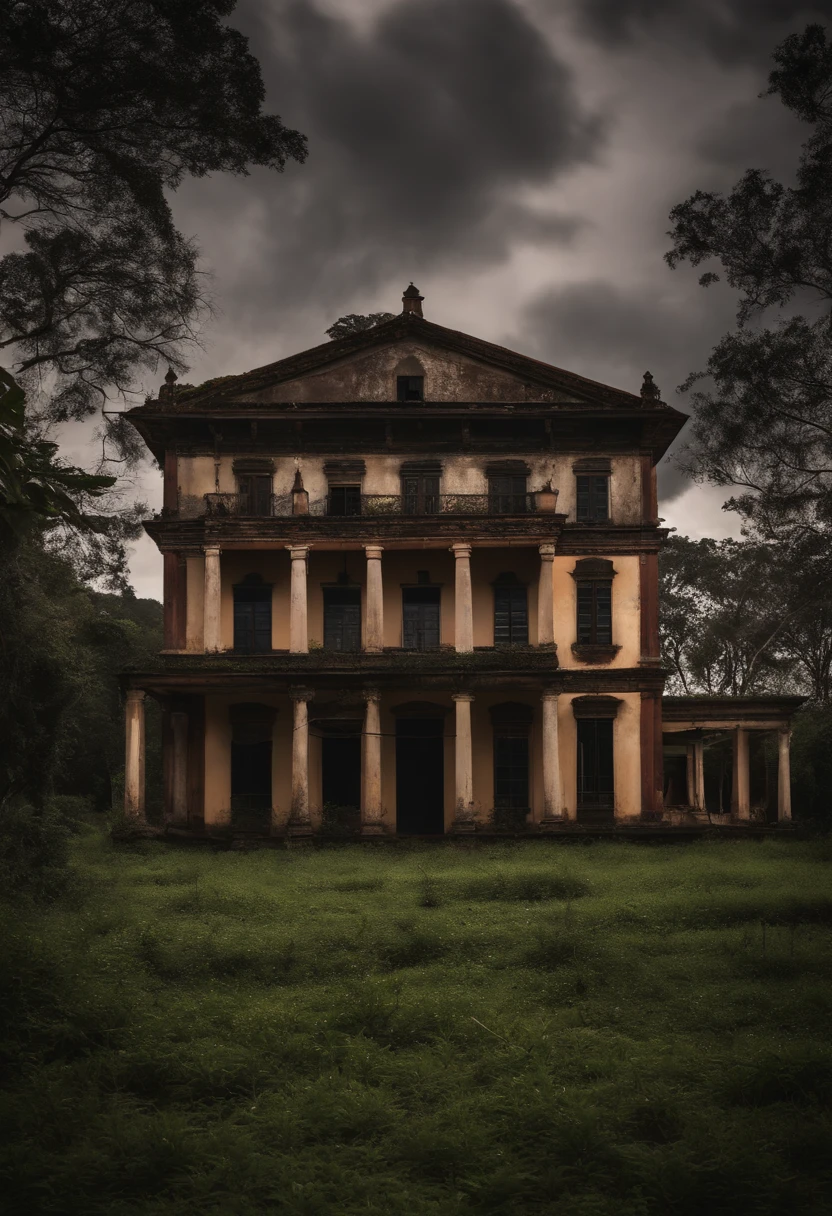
397,376 -> 424,402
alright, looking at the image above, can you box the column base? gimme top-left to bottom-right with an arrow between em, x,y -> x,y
286,819 -> 314,836
538,815 -> 565,831
360,821 -> 386,836
451,819 -> 477,834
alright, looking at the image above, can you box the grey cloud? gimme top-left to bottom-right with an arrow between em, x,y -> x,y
509,278 -> 739,503
695,95 -> 807,183
573,0 -> 832,65
171,0 -> 601,346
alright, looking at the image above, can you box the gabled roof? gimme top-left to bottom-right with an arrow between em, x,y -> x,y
166,311 -> 653,411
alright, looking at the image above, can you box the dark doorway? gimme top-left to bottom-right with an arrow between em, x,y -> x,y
230,703 -> 275,830
322,736 -> 361,811
323,586 -> 361,650
395,718 -> 445,834
402,586 -> 441,649
577,718 -> 614,823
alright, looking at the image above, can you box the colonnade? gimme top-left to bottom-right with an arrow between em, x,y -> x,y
683,727 -> 792,821
201,541 -> 558,653
122,685 -> 566,831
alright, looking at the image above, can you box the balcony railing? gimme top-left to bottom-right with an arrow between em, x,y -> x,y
202,492 -> 538,518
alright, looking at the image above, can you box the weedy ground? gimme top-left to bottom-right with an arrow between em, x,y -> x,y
1,831 -> 831,1215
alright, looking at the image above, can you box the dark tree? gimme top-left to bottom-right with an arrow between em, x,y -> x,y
0,0 -> 306,428
326,313 -> 396,340
666,24 -> 832,542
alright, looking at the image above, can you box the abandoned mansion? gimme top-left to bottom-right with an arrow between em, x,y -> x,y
121,285 -> 799,834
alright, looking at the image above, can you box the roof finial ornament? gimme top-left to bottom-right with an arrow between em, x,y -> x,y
160,366 -> 178,399
402,282 -> 424,318
640,370 -> 661,402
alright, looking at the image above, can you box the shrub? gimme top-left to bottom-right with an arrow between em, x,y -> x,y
0,798 -> 70,900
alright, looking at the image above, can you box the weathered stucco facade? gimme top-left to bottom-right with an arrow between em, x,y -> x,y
121,285 -> 793,835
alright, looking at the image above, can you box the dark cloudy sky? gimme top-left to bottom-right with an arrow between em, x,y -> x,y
110,0 -> 825,597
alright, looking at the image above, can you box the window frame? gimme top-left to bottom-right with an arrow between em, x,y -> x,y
401,585 -> 441,650
327,484 -> 362,517
397,375 -> 424,402
322,585 -> 362,652
232,576 -> 272,654
575,474 -> 610,523
492,576 -> 529,647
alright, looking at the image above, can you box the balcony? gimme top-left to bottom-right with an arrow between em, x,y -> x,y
202,492 -> 540,518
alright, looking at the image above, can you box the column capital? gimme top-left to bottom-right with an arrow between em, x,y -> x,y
286,544 -> 310,559
126,688 -> 146,704
203,545 -> 221,557
541,688 -> 559,702
451,542 -> 472,558
452,692 -> 475,703
538,543 -> 556,560
289,686 -> 314,703
364,544 -> 384,558
363,686 -> 382,704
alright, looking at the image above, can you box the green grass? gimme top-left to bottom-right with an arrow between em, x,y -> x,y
1,832 -> 831,1215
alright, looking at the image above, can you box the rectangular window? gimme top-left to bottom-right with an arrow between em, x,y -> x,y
323,587 -> 361,651
493,735 -> 530,810
577,718 -> 614,809
233,589 -> 272,653
328,485 -> 361,516
402,473 -> 439,514
397,375 -> 424,402
237,474 -> 272,517
576,475 -> 609,522
576,581 -> 612,644
488,473 -> 528,514
494,583 -> 528,646
402,587 -> 441,649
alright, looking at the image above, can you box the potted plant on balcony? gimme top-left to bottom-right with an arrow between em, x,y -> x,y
534,481 -> 559,513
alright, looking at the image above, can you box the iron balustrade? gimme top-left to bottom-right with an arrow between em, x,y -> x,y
202,492 -> 538,518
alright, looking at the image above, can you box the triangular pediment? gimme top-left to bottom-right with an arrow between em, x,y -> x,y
174,314 -> 645,410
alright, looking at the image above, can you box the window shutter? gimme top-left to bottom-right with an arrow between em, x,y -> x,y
577,582 -> 594,643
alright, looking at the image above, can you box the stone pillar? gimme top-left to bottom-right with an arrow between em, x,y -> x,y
732,726 -> 751,820
686,745 -> 696,807
361,689 -> 384,834
169,707 -> 189,826
451,543 -> 474,653
537,543 -> 556,648
364,545 -> 384,653
287,545 -> 309,654
289,689 -> 313,832
452,693 -> 475,830
777,729 -> 792,821
694,739 -> 705,811
124,689 -> 146,822
203,546 -> 222,652
541,690 -> 563,822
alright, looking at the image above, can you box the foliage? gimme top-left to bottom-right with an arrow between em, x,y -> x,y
0,799 -> 71,900
326,312 -> 397,340
790,704 -> 832,822
0,530 -> 162,809
666,24 -> 832,542
0,0 -> 306,434
1,834 -> 831,1213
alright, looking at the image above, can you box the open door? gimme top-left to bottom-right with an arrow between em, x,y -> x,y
395,717 -> 445,834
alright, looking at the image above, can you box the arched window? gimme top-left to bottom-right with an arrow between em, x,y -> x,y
493,572 -> 528,646
233,574 -> 272,653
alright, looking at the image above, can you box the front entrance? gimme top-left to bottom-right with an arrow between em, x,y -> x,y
321,735 -> 361,812
395,717 -> 445,834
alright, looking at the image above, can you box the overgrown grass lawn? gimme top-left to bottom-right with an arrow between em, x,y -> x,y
2,833 -> 832,1214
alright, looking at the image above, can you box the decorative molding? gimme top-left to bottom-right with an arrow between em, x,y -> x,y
571,643 -> 621,664
571,695 -> 622,719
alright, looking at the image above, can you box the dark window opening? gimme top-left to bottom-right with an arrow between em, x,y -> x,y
402,586 -> 440,650
576,474 -> 609,522
494,580 -> 528,646
328,485 -> 361,516
397,375 -> 424,402
237,474 -> 272,516
323,587 -> 361,651
576,581 -> 612,645
233,576 -> 272,653
322,736 -> 361,819
402,473 -> 439,514
230,703 -> 275,825
494,735 -> 530,811
488,473 -> 528,514
577,718 -> 614,811
396,717 -> 444,834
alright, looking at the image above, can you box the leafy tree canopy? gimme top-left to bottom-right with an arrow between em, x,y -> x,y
666,24 -> 832,542
326,313 -> 396,340
0,0 -> 306,428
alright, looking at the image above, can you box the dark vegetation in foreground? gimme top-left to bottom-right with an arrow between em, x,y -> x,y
1,832 -> 830,1215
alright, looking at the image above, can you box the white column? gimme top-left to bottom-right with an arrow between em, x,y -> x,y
732,726 -> 751,820
686,745 -> 696,806
364,545 -> 384,653
777,729 -> 792,821
203,546 -> 222,652
361,689 -> 384,834
537,543 -> 556,648
694,739 -> 705,810
541,690 -> 563,822
124,689 -> 146,822
286,545 -> 309,654
169,708 -> 189,825
451,542 -> 474,653
289,689 -> 313,831
453,693 -> 475,830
